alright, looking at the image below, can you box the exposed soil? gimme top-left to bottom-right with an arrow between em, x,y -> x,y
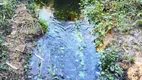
0,1 -> 142,80
110,26 -> 142,80
1,3 -> 42,80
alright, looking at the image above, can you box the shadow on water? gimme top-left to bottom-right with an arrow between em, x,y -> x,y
27,0 -> 100,80
34,0 -> 80,21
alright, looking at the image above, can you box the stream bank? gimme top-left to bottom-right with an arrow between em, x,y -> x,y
0,2 -> 43,79
0,0 -> 142,80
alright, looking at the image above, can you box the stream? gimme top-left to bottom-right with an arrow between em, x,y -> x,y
27,6 -> 99,80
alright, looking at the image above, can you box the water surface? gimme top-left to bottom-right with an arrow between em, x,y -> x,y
28,7 -> 99,80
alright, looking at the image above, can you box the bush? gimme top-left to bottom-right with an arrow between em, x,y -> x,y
98,49 -> 123,80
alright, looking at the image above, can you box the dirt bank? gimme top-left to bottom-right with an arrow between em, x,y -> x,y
109,26 -> 142,80
1,3 -> 42,80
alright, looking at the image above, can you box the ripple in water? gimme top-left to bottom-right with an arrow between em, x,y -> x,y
27,7 -> 99,80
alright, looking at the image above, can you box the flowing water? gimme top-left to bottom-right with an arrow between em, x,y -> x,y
27,6 -> 99,80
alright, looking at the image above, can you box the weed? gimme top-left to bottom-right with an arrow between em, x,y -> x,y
98,49 -> 123,80
80,1 -> 142,79
81,0 -> 142,48
128,56 -> 135,63
0,36 -> 8,69
39,19 -> 48,33
25,0 -> 48,34
0,0 -> 17,35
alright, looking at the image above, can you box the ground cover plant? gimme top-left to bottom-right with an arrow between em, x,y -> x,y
81,0 -> 142,79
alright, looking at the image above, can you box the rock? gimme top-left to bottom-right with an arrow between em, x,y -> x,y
127,64 -> 142,80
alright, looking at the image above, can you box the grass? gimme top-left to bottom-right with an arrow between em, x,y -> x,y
0,0 -> 17,35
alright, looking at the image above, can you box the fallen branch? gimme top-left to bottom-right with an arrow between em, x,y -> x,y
6,62 -> 18,70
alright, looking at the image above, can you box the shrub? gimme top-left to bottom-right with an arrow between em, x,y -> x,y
98,49 -> 123,80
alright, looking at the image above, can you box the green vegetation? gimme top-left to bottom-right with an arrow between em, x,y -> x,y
0,0 -> 17,69
80,0 -> 142,79
54,10 -> 79,20
98,49 -> 123,80
81,0 -> 142,47
0,36 -> 8,69
26,0 -> 49,33
0,0 -> 17,35
39,19 -> 48,33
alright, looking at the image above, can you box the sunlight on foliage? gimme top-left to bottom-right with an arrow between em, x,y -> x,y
80,0 -> 142,79
81,0 -> 142,48
39,19 -> 48,33
98,49 -> 123,80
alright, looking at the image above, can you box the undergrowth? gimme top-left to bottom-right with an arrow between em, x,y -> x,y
25,0 -> 48,34
98,49 -> 123,80
81,0 -> 142,79
0,0 -> 17,35
0,36 -> 8,69
81,0 -> 142,47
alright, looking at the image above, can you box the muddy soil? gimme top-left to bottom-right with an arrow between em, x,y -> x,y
1,3 -> 42,80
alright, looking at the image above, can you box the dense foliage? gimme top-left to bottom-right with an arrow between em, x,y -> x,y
81,0 -> 142,47
99,49 -> 123,80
